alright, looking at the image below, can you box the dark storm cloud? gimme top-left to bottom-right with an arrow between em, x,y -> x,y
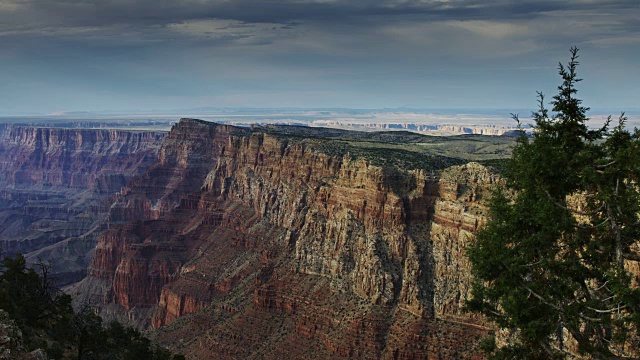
0,0 -> 638,114
2,0 -> 639,34
0,0 -> 635,55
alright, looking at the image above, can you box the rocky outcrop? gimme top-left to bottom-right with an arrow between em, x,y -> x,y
105,119 -> 245,223
431,163 -> 496,322
0,309 -> 25,359
0,125 -> 164,284
74,119 -> 498,358
0,310 -> 47,360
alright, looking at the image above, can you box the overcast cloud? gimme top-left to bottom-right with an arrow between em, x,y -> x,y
0,0 -> 638,114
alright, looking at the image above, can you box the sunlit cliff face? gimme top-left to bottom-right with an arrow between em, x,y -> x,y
72,119 -> 499,358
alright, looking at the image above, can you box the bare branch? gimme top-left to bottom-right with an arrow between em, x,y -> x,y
586,305 -> 627,314
575,217 -> 610,229
594,160 -> 617,170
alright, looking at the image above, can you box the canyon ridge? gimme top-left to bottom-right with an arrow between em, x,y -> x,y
2,119 -> 515,359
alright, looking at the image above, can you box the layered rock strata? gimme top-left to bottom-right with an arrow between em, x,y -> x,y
0,124 -> 164,284
73,118 -> 499,358
0,125 -> 162,189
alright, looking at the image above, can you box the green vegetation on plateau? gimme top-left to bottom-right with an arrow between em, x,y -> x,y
261,123 -> 514,172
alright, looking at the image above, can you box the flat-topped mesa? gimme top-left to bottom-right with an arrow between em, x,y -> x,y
313,121 -> 517,136
79,118 -> 498,358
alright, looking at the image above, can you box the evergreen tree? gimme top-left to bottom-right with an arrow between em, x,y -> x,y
0,254 -> 183,359
466,48 -> 640,359
0,254 -> 74,336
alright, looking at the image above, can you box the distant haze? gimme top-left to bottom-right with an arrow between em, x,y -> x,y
0,0 -> 639,115
3,109 -> 638,136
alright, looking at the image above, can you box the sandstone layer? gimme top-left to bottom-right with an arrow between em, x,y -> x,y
73,119 -> 499,358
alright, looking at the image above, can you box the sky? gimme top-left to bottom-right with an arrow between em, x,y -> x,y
0,0 -> 638,115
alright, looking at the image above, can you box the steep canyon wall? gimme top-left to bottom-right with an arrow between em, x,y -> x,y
74,119 -> 499,358
0,124 -> 164,284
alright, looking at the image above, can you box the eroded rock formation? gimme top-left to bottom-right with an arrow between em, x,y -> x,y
72,119 -> 499,358
0,124 -> 164,284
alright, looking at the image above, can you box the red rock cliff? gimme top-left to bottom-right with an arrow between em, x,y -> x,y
105,119 -> 245,223
77,119 -> 497,358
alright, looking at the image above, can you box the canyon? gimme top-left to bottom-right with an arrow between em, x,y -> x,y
1,119 -> 510,358
0,124 -> 164,284
63,119 -> 498,358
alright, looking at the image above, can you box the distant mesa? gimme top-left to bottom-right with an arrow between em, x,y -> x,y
308,120 -> 518,135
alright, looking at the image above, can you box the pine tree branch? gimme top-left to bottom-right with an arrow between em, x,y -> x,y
575,217 -> 610,229
607,203 -> 624,264
622,251 -> 640,262
540,185 -> 604,216
509,267 -> 604,324
594,160 -> 617,170
593,281 -> 610,292
586,305 -> 627,314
